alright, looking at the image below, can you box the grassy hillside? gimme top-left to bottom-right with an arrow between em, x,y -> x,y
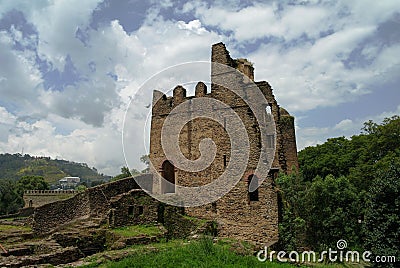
0,153 -> 109,184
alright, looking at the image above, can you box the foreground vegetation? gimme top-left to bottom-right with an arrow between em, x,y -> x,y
111,224 -> 163,237
83,237 -> 303,268
277,116 -> 399,267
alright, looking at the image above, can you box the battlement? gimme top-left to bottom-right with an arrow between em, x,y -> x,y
152,82 -> 212,115
152,82 -> 276,117
23,190 -> 77,208
24,190 -> 77,195
152,43 -> 271,116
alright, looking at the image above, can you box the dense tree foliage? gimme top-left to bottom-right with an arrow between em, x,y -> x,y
16,175 -> 49,195
0,175 -> 49,214
277,116 -> 399,266
363,160 -> 399,267
0,179 -> 22,215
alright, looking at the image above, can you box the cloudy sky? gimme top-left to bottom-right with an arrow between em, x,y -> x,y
0,0 -> 399,175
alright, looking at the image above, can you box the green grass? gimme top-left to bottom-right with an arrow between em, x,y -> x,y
111,224 -> 162,237
0,224 -> 31,232
81,238 -> 357,268
94,237 -> 302,268
182,214 -> 207,223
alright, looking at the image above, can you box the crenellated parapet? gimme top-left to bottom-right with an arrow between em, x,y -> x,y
24,190 -> 77,195
23,190 -> 77,208
152,83 -> 211,116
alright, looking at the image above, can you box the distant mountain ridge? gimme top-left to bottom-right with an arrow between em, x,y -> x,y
0,153 -> 109,183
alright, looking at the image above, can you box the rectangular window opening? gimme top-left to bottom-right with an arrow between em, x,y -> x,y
248,176 -> 259,202
128,206 -> 134,216
137,206 -> 144,216
212,202 -> 217,213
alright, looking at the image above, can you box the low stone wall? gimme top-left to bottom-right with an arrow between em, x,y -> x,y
31,175 -> 151,234
0,207 -> 34,219
32,191 -> 90,234
23,190 -> 77,208
163,207 -> 205,239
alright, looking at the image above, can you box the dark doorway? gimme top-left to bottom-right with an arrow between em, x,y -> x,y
248,174 -> 259,201
157,203 -> 165,224
128,206 -> 134,216
137,206 -> 144,216
162,160 -> 175,194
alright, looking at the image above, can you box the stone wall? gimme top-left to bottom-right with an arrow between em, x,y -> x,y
86,174 -> 147,217
31,175 -> 151,234
32,191 -> 90,234
149,42 -> 298,245
23,190 -> 77,208
279,108 -> 299,172
109,189 -> 159,227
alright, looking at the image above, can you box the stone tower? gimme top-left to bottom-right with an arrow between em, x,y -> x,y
149,42 -> 298,244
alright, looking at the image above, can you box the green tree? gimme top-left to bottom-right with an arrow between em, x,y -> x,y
299,116 -> 400,188
16,175 -> 49,196
276,172 -> 307,251
363,159 -> 400,267
0,179 -> 23,215
303,175 -> 361,250
281,116 -> 399,253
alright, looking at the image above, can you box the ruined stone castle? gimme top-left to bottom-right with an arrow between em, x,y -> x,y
149,43 -> 298,244
26,43 -> 297,247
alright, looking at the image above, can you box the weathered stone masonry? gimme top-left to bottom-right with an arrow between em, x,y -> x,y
31,176 -> 145,233
30,43 -> 298,247
31,175 -> 208,240
149,42 -> 298,244
23,190 -> 77,208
